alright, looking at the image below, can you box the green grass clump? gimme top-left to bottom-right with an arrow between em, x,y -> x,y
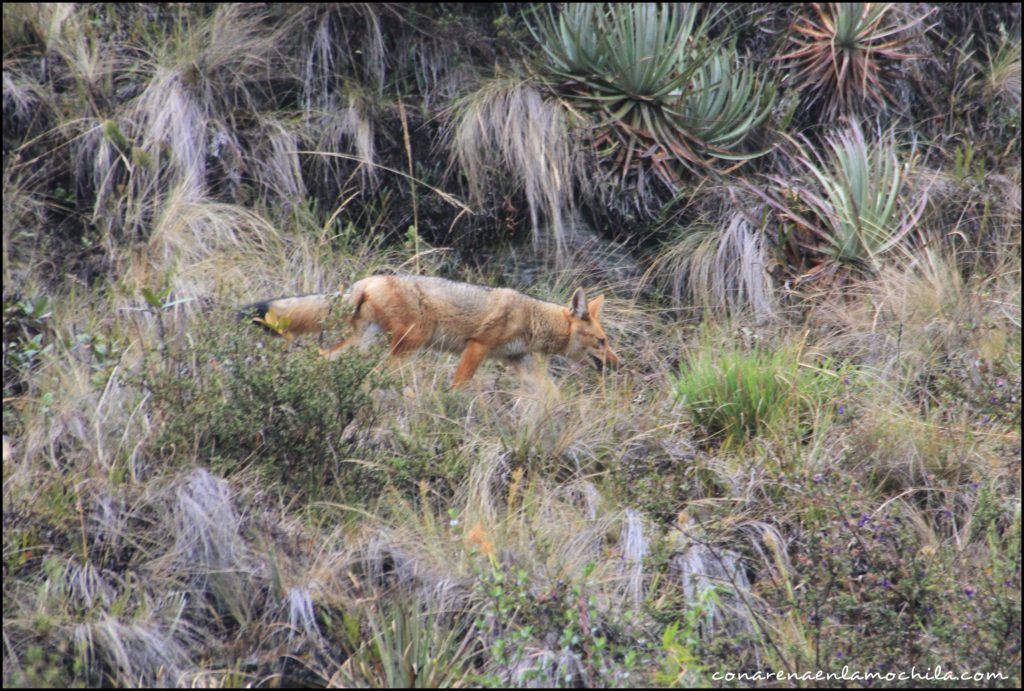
673,344 -> 839,447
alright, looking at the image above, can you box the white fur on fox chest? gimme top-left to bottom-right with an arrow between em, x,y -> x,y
490,338 -> 529,358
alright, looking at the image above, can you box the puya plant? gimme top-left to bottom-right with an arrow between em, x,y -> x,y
777,3 -> 932,121
528,3 -> 775,189
754,120 -> 927,279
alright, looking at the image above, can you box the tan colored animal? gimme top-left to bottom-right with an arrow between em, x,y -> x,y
242,275 -> 620,388
240,293 -> 336,343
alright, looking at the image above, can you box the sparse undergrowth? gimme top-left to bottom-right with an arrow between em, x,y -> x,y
4,2 -> 1021,688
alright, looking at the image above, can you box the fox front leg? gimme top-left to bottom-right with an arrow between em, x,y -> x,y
452,340 -> 491,389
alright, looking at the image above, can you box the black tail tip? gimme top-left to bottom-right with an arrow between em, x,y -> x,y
237,299 -> 270,322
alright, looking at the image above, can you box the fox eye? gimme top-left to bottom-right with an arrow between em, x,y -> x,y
597,338 -> 606,347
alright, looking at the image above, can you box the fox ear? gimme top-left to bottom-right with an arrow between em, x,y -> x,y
570,287 -> 590,320
588,294 -> 605,319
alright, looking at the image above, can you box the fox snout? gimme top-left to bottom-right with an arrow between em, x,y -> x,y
592,347 -> 621,372
604,347 -> 621,369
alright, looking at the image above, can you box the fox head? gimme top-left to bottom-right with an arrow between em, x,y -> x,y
566,287 -> 621,373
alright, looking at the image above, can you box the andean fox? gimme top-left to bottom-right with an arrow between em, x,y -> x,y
242,274 -> 621,388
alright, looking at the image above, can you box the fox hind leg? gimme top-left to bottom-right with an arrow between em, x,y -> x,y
320,318 -> 379,360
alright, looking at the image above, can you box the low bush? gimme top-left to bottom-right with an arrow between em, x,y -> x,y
760,481 -> 1022,685
143,308 -> 387,499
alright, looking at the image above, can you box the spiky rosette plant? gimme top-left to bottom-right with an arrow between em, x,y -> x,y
778,3 -> 931,121
529,3 -> 775,191
754,121 -> 927,280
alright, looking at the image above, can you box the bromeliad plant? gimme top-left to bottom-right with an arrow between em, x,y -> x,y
778,3 -> 931,121
756,121 -> 926,278
529,3 -> 775,189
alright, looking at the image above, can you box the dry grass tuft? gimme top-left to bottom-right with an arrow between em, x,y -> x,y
651,208 -> 777,323
447,77 -> 581,258
125,187 -> 283,297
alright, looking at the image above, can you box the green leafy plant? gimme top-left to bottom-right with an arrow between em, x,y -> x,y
3,295 -> 54,417
655,588 -> 718,687
778,3 -> 931,120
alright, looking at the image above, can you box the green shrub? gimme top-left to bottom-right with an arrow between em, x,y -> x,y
145,309 -> 387,499
672,344 -> 841,447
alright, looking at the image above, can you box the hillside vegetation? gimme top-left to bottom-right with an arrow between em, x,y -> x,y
3,3 -> 1020,687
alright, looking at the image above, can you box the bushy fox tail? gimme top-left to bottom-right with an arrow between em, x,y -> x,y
347,280 -> 367,318
239,292 -> 338,341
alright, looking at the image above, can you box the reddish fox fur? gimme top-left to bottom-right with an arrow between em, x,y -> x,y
242,274 -> 620,388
